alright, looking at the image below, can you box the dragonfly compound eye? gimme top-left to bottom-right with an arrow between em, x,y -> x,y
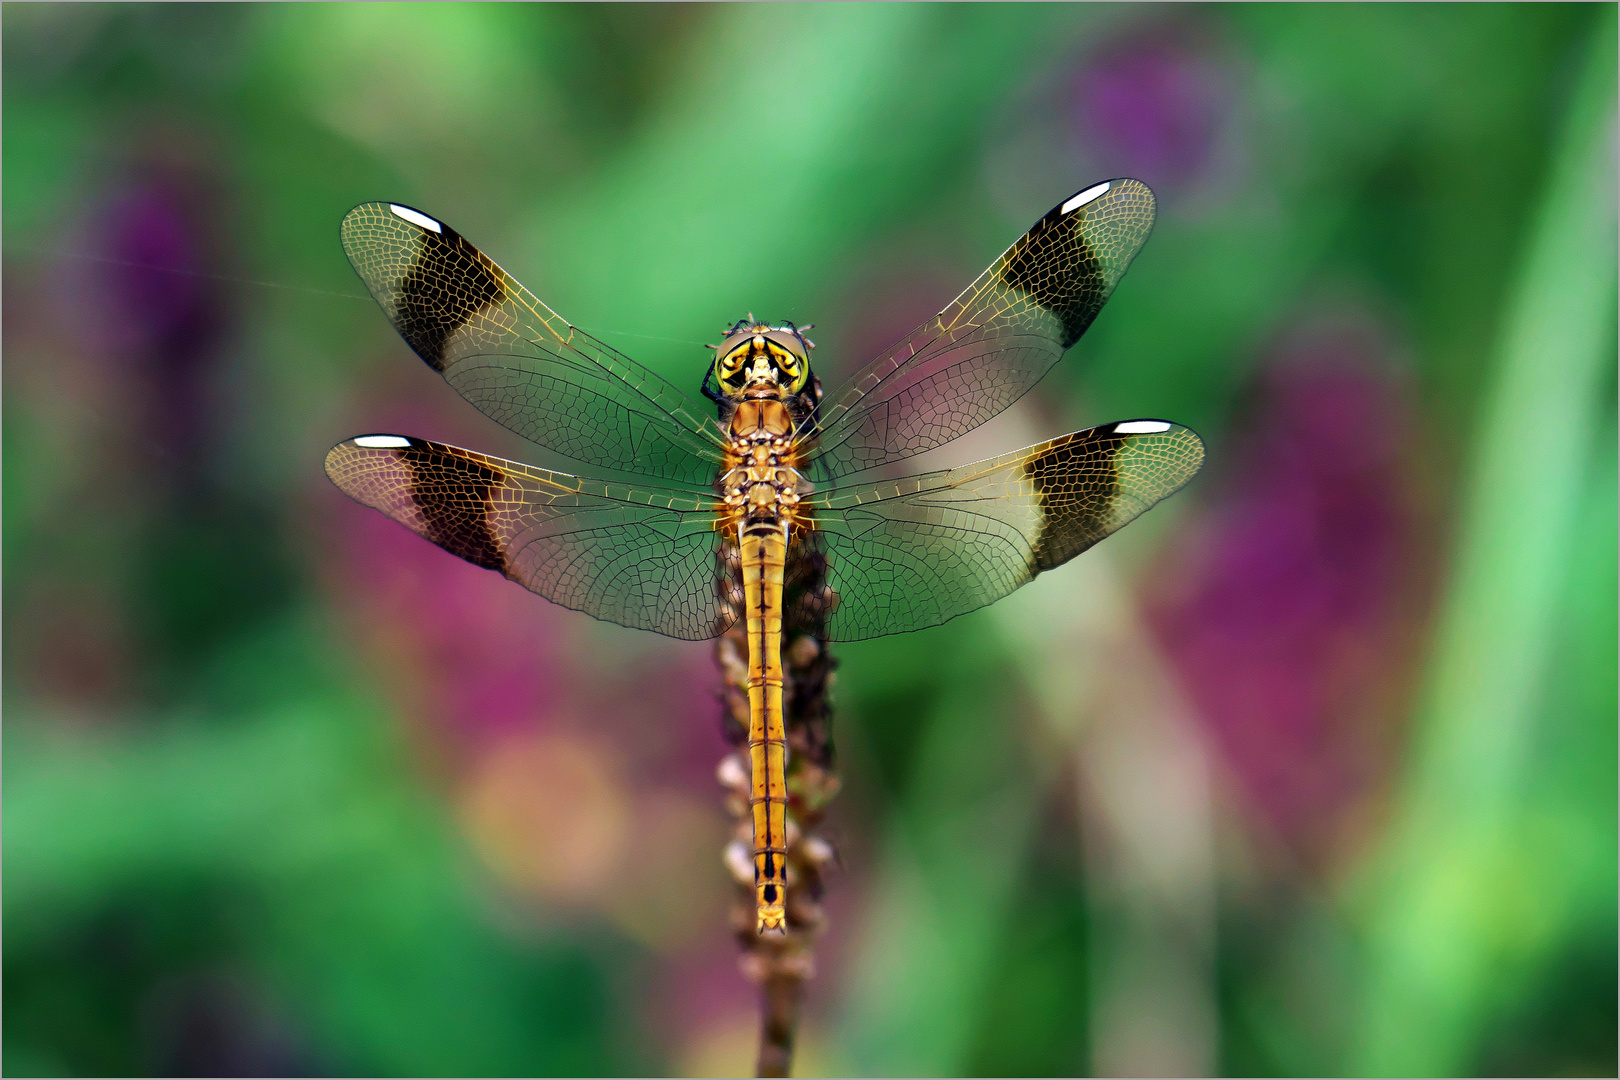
715,344 -> 749,388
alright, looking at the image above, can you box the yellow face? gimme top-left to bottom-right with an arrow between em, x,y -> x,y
712,323 -> 811,397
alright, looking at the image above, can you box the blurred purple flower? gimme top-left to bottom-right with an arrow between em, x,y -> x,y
1147,322 -> 1429,860
63,173 -> 229,470
344,500 -> 567,754
1069,27 -> 1236,193
98,185 -> 216,351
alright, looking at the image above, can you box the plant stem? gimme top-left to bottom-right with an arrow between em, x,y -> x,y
756,970 -> 805,1078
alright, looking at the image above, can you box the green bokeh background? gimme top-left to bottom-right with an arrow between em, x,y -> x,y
4,4 -> 1615,1076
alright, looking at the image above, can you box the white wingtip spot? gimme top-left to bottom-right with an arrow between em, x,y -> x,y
389,204 -> 442,233
354,434 -> 413,448
1114,420 -> 1172,435
1061,181 -> 1111,215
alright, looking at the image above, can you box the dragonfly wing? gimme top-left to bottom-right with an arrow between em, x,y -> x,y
342,203 -> 723,489
810,179 -> 1155,476
806,419 -> 1202,641
326,435 -> 731,641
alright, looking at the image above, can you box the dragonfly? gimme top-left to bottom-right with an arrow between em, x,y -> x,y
325,180 -> 1203,934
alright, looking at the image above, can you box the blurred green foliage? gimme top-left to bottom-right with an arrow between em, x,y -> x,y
4,4 -> 1614,1076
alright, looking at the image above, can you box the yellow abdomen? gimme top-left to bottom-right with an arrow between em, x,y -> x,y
725,397 -> 800,934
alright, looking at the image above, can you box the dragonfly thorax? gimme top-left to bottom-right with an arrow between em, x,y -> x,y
719,399 -> 810,534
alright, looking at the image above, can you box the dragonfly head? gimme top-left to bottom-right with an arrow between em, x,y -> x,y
710,317 -> 814,398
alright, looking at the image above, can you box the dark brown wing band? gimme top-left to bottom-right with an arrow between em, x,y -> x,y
325,435 -> 730,640
810,179 -> 1157,477
341,203 -> 723,488
805,419 -> 1203,641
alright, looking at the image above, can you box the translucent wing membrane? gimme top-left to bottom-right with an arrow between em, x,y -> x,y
805,419 -> 1202,641
330,182 -> 1200,646
325,435 -> 730,640
341,203 -> 723,489
810,179 -> 1155,477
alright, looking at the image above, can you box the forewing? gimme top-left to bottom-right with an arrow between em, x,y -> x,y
806,419 -> 1202,641
811,180 -> 1155,477
342,203 -> 723,488
325,435 -> 730,640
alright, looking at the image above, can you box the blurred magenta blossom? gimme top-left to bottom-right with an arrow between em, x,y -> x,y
61,173 -> 230,469
1069,26 -> 1237,193
342,497 -> 567,755
1148,320 -> 1430,860
91,183 -> 218,353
